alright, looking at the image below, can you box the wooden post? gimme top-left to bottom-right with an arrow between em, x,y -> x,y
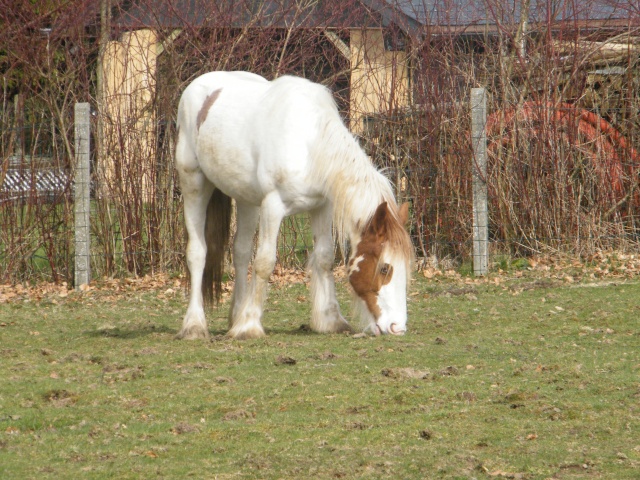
471,88 -> 488,276
74,102 -> 91,289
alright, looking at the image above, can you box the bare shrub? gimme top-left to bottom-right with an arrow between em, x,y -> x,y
1,0 -> 638,284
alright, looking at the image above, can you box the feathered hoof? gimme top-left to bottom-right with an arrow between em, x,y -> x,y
311,316 -> 353,334
175,325 -> 210,340
227,324 -> 266,340
331,321 -> 354,334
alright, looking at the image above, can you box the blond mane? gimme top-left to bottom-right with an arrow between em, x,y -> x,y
305,83 -> 413,270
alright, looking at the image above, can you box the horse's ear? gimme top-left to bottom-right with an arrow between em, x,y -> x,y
369,202 -> 389,236
398,202 -> 410,226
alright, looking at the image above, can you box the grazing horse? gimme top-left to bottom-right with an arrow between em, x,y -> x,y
175,71 -> 413,340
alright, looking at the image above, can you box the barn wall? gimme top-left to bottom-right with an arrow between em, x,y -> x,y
101,29 -> 157,201
349,29 -> 410,134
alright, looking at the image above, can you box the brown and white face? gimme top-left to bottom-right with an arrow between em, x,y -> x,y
348,202 -> 411,336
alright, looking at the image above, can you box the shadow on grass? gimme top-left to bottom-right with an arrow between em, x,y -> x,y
262,324 -> 356,337
205,324 -> 351,341
85,324 -> 176,339
85,321 -> 353,342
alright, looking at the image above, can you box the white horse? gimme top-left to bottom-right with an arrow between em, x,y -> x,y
175,71 -> 413,340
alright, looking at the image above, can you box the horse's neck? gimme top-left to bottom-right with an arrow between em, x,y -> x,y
313,130 -> 394,245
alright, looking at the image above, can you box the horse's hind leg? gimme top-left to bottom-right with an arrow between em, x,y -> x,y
176,153 -> 215,339
228,193 -> 284,339
309,204 -> 351,333
229,201 -> 259,324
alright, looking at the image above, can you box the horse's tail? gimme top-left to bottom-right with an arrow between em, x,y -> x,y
202,188 -> 232,306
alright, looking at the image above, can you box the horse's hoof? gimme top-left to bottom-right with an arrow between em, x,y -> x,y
317,317 -> 353,334
228,325 -> 266,340
176,326 -> 210,340
333,321 -> 354,334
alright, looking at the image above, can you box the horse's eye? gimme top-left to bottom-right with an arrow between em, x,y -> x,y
380,263 -> 390,275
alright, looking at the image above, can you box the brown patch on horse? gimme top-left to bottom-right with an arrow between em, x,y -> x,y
196,88 -> 222,131
348,202 -> 397,318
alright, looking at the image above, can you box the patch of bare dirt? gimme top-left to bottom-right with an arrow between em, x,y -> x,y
170,422 -> 200,435
42,389 -> 78,407
222,409 -> 256,421
381,367 -> 430,379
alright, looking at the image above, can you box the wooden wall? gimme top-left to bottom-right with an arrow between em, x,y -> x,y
101,29 -> 157,201
99,27 -> 412,198
349,29 -> 411,135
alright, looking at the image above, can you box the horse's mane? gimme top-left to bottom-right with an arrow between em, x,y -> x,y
296,79 -> 412,265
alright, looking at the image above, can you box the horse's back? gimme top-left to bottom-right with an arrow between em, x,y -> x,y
177,71 -> 341,210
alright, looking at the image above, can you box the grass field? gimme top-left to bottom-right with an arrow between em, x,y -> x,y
0,267 -> 638,479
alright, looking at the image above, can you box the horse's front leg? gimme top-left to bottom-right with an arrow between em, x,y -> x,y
229,202 -> 259,325
309,204 -> 352,333
228,193 -> 284,339
177,177 -> 215,340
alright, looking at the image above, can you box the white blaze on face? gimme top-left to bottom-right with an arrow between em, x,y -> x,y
375,256 -> 408,335
348,254 -> 365,275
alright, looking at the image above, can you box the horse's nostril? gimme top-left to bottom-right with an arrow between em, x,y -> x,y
389,323 -> 405,335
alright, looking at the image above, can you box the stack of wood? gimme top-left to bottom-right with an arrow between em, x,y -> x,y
553,35 -> 639,126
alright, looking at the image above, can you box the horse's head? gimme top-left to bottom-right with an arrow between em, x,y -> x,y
348,202 -> 412,335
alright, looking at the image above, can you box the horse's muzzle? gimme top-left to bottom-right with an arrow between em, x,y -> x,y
372,323 -> 406,336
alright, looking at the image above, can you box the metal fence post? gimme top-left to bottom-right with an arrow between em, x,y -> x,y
471,88 -> 488,276
74,102 -> 91,289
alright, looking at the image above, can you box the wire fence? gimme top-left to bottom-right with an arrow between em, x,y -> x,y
1,0 -> 639,285
2,97 -> 639,285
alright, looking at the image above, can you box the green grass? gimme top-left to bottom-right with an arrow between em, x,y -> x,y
0,273 -> 638,479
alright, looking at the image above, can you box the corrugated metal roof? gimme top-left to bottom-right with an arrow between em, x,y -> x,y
394,0 -> 631,28
114,0 -> 386,30
112,0 -> 633,33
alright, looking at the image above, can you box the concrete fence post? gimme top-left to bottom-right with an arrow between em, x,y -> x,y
74,102 -> 91,289
470,88 -> 488,276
